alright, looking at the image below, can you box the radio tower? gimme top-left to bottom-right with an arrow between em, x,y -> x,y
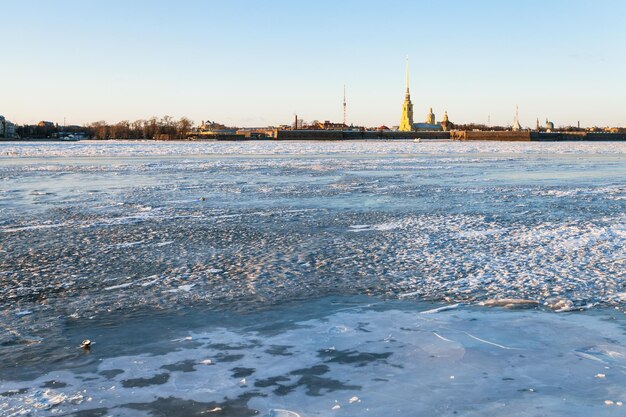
343,85 -> 347,129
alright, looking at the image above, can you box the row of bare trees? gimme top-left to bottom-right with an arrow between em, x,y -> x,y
88,116 -> 194,140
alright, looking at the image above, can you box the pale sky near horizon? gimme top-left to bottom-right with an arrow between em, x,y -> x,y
1,0 -> 625,128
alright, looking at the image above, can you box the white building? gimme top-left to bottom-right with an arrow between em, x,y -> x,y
0,115 -> 17,138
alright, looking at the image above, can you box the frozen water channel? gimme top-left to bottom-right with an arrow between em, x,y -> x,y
0,140 -> 625,416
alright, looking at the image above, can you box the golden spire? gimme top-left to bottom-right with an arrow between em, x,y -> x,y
405,56 -> 410,96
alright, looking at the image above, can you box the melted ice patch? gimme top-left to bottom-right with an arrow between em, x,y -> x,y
1,303 -> 625,416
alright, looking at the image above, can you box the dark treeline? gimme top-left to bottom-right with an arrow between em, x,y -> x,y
15,116 -> 195,140
89,116 -> 194,140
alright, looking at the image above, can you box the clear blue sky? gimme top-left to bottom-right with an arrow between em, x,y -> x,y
2,0 -> 625,128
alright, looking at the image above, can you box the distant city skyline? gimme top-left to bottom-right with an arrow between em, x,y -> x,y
2,0 -> 625,128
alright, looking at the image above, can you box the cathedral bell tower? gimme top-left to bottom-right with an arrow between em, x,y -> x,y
399,58 -> 414,131
426,107 -> 436,125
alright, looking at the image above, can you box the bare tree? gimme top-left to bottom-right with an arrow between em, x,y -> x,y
131,120 -> 144,139
90,121 -> 108,140
160,115 -> 175,136
145,117 -> 159,139
177,117 -> 193,139
110,120 -> 130,139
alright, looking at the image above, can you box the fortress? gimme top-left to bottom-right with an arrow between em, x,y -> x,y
399,60 -> 451,132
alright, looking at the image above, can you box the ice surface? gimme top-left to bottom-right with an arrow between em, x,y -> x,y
2,139 -> 626,158
0,141 -> 624,334
1,299 -> 625,416
0,140 -> 624,415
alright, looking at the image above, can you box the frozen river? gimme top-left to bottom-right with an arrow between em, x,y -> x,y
1,140 -> 625,416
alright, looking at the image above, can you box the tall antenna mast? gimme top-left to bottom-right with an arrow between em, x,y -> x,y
343,85 -> 347,128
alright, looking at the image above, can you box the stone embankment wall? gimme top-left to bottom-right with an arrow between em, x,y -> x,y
186,130 -> 626,142
540,132 -> 626,141
583,133 -> 626,141
451,131 -> 626,142
190,134 -> 247,141
275,130 -> 450,140
450,131 -> 531,141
